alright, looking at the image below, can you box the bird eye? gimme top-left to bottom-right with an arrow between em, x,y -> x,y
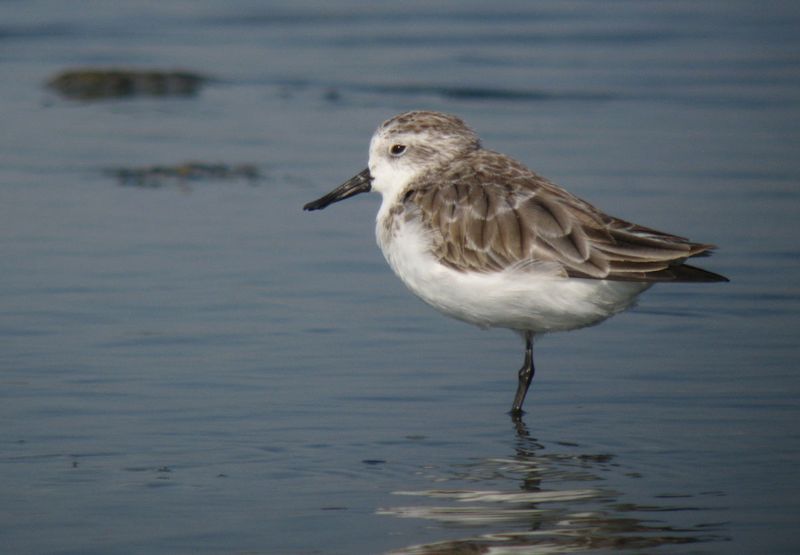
390,144 -> 407,157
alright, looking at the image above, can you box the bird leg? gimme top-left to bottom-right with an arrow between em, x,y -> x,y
511,333 -> 535,415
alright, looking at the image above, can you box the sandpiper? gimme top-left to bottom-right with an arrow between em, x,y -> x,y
304,111 -> 727,414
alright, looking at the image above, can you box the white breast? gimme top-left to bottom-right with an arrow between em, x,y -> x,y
376,209 -> 650,334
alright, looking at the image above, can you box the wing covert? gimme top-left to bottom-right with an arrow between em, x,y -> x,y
401,150 -> 722,283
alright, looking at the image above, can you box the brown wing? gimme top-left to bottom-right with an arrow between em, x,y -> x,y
403,150 -> 727,283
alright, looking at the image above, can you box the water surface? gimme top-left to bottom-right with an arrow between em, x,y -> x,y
1,1 -> 799,554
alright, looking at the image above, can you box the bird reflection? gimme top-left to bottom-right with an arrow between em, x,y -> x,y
378,416 -> 727,554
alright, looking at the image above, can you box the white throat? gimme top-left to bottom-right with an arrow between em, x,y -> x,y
371,166 -> 417,223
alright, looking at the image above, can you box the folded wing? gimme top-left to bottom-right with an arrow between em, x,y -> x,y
404,151 -> 727,283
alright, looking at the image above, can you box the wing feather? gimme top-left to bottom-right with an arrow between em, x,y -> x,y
401,150 -> 726,283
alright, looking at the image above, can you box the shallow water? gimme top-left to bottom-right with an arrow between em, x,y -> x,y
2,1 -> 799,554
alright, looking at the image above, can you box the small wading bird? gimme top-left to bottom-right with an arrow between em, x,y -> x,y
304,111 -> 727,415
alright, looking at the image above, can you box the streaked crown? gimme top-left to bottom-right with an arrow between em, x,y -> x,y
378,111 -> 480,156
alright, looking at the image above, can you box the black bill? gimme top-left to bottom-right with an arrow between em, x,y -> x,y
303,168 -> 372,211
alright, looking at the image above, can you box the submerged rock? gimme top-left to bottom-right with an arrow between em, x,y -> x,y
47,69 -> 209,100
108,162 -> 261,188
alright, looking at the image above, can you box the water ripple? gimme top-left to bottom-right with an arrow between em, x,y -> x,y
379,420 -> 728,554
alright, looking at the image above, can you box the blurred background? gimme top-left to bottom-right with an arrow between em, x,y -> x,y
1,1 -> 799,554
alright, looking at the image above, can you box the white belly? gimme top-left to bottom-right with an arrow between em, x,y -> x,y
376,216 -> 650,333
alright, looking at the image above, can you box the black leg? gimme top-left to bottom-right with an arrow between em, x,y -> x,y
510,332 -> 535,415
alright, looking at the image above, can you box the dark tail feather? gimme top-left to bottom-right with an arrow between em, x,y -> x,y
595,262 -> 730,282
670,263 -> 729,283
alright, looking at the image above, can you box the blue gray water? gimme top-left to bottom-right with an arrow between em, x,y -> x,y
2,1 -> 799,554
